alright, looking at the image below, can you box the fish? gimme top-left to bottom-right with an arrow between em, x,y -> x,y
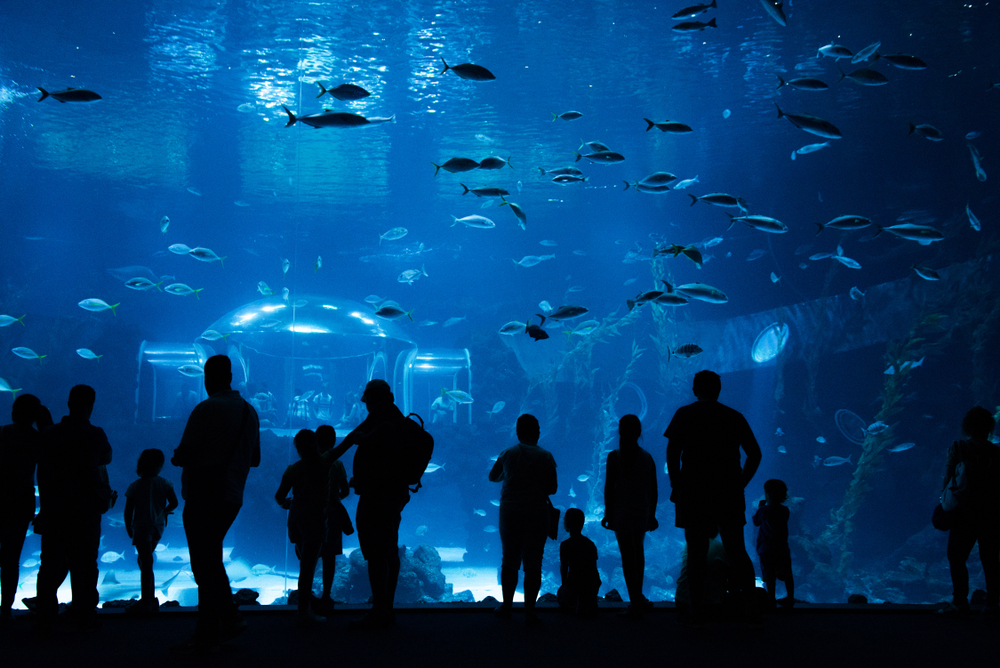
669,344 -> 704,360
839,67 -> 889,86
543,305 -> 589,321
654,292 -> 689,306
689,193 -> 747,209
282,106 -> 378,129
314,256 -> 322,273
164,283 -> 203,299
37,87 -> 101,103
450,215 -> 495,229
966,203 -> 981,231
643,119 -> 693,133
912,265 -> 941,281
577,474 -> 590,482
793,142 -> 831,160
258,281 -> 273,296
672,18 -> 717,31
776,76 -> 829,91
851,41 -> 882,63
78,298 -> 119,314
777,446 -> 787,454
624,181 -> 671,194
568,320 -> 601,336
553,110 -> 583,121
490,499 -> 501,506
628,290 -> 664,311
424,462 -> 446,473
0,314 -> 25,327
282,258 -> 291,274
0,378 -> 22,397
442,388 -> 473,404
727,214 -> 788,234
884,365 -> 896,375
872,53 -> 927,70
101,550 -> 125,563
398,265 -> 429,285
487,401 -> 506,416
671,282 -> 728,304
374,305 -> 414,321
461,185 -> 510,198
474,509 -> 487,517
654,244 -> 703,268
186,187 -> 202,196
832,255 -> 862,270
878,223 -> 944,245
574,150 -> 625,164
499,321 -> 526,335
199,330 -> 227,341
817,44 -> 853,59
815,215 -> 872,235
722,109 -> 731,118
775,428 -> 784,437
538,166 -> 583,177
746,249 -> 767,261
364,295 -> 383,304
888,442 -> 915,453
702,237 -> 723,248
850,287 -> 865,300
867,421 -> 889,434
758,0 -> 787,26
12,347 -> 45,362
168,243 -> 192,255
673,176 -> 700,189
379,227 -> 408,245
816,436 -> 826,443
771,272 -> 780,283
569,486 -> 577,498
672,1 -> 717,19
76,348 -> 102,361
809,252 -> 833,261
159,216 -> 169,234
315,82 -> 370,100
440,57 -> 496,81
908,122 -> 943,141
813,456 -> 823,468
188,247 -> 226,266
968,144 -> 987,182
234,200 -> 250,207
125,277 -> 162,291
552,174 -> 588,185
526,316 -> 550,341
432,157 -> 481,177
823,455 -> 853,467
484,525 -> 498,533
513,255 -> 550,267
443,316 -> 466,327
479,155 -> 512,170
178,365 -> 204,377
22,558 -> 39,568
776,104 -> 843,139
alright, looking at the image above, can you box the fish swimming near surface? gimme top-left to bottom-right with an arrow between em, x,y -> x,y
37,87 -> 101,103
282,106 -> 383,129
315,82 -> 370,100
776,104 -> 843,139
440,57 -> 496,81
823,455 -> 853,467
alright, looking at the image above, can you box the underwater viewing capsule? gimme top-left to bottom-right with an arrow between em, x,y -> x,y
752,322 -> 789,363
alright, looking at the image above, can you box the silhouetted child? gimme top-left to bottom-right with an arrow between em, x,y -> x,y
315,424 -> 354,615
557,508 -> 601,617
752,479 -> 794,609
275,429 -> 330,624
123,448 -> 178,614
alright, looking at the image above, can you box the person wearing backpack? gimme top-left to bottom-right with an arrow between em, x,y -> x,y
939,406 -> 1000,619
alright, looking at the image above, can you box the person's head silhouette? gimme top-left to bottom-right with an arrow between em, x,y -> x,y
692,370 -> 721,401
516,414 -> 540,445
360,379 -> 394,416
204,355 -> 233,396
11,393 -> 41,426
67,384 -> 96,419
619,414 -> 641,443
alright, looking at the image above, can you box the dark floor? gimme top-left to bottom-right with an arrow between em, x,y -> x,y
2,602 -> 997,668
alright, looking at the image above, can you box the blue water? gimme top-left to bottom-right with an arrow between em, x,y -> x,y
1,0 -> 998,605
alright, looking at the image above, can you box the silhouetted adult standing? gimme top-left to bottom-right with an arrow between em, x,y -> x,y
489,413 -> 557,625
0,394 -> 43,622
938,406 -> 999,619
172,355 -> 260,652
325,379 -> 412,628
601,414 -> 658,617
34,385 -> 112,631
665,370 -> 762,626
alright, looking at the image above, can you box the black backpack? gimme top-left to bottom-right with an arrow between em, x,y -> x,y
398,413 -> 435,493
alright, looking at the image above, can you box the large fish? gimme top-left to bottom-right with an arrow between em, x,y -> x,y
283,106 -> 379,129
670,282 -> 729,304
440,57 -> 495,81
432,157 -> 480,177
775,104 -> 842,139
878,223 -> 944,245
315,82 -> 370,100
574,150 -> 625,164
644,119 -> 693,133
759,0 -> 787,26
37,87 -> 101,103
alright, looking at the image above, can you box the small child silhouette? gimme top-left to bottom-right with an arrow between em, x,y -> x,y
315,424 -> 354,615
123,449 -> 178,614
752,479 -> 794,609
557,508 -> 601,617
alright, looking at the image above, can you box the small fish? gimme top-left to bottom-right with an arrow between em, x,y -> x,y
888,442 -> 915,453
443,316 -> 466,327
315,82 -> 371,100
315,256 -> 322,272
499,321 -> 526,336
234,200 -> 250,207
968,144 -> 987,182
813,455 -> 823,468
364,294 -> 383,304
817,44 -> 854,59
912,265 -> 941,281
258,281 -> 273,296
22,558 -> 39,568
823,455 -> 853,467
966,203 -> 981,232
282,258 -> 290,274
722,109 -> 731,118
486,401 -> 506,416
101,550 -> 125,563
168,243 -> 191,255
379,227 -> 408,244
673,176 -> 699,189
851,41 -> 882,63
484,525 -> 498,533
164,283 -> 203,299
479,155 -> 512,170
672,18 -> 717,32
553,174 -> 589,185
873,53 -> 926,70
775,428 -> 784,437
450,215 -> 495,229
159,216 -> 170,234
746,249 -> 767,261
850,287 -> 865,301
490,500 -> 501,507
186,187 -> 202,196
728,214 -> 788,234
0,378 -> 22,397
12,347 -> 46,362
574,150 -> 625,164
839,67 -> 889,86
867,421 -> 889,435
880,223 -> 944,245
908,122 -> 943,141
776,76 -> 830,91
76,348 -> 102,361
474,509 -> 486,517
816,436 -> 826,444
178,365 -> 204,377
777,445 -> 787,454
771,272 -> 780,283
526,316 -> 549,341
442,388 -> 473,404
553,110 -> 583,121
251,564 -> 273,576
776,104 -> 843,139
577,474 -> 590,482
398,265 -> 429,285
0,314 -> 25,327
424,462 -> 446,473
188,247 -> 225,266
672,1 -> 717,19
539,240 -> 558,247
569,486 -> 577,498
375,305 -> 413,321
125,277 -> 162,291
643,119 -> 693,134
78,298 -> 119,315
669,344 -> 704,360
689,193 -> 747,209
199,330 -> 227,341
440,57 -> 496,82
